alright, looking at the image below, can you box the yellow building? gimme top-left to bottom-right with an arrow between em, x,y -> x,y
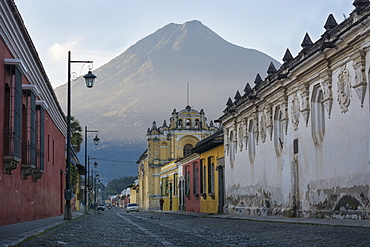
159,161 -> 179,211
137,106 -> 218,210
192,130 -> 224,213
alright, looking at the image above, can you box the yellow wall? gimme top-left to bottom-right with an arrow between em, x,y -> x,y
200,144 -> 224,213
160,161 -> 179,211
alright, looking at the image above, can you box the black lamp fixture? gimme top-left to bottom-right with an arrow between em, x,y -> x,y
93,134 -> 100,145
94,161 -> 98,168
83,70 -> 97,88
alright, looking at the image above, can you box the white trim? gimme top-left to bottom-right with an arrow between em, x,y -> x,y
36,100 -> 48,109
4,58 -> 28,74
22,84 -> 40,95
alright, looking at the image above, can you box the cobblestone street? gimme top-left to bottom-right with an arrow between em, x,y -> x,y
18,207 -> 370,246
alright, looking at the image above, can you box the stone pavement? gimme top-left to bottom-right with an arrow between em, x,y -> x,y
156,210 -> 370,228
1,209 -> 369,246
0,211 -> 84,247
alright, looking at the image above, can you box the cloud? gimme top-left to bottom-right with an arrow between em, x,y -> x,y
48,36 -> 84,62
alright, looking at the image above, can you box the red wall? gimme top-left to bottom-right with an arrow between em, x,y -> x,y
0,39 -> 66,226
183,158 -> 201,212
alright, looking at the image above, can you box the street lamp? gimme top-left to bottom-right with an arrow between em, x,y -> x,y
84,127 -> 99,213
87,156 -> 97,211
65,51 -> 97,220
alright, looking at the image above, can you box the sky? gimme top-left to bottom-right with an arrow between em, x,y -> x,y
15,0 -> 354,89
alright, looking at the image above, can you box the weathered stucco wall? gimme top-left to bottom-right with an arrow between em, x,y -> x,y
221,3 -> 370,219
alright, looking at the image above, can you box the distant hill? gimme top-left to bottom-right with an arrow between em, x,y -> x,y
54,20 -> 280,182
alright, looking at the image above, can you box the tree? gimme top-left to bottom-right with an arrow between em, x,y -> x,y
71,116 -> 83,153
106,176 -> 137,194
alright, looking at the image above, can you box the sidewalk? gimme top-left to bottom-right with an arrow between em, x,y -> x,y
0,211 -> 85,247
155,210 -> 370,229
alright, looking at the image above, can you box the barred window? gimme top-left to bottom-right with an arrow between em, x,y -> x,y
21,90 -> 37,167
3,67 -> 22,160
193,162 -> 198,195
183,144 -> 193,157
36,104 -> 45,171
207,157 -> 215,194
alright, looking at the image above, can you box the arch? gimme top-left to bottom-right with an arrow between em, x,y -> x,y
183,144 -> 193,156
195,119 -> 200,129
334,195 -> 361,211
178,119 -> 183,128
177,135 -> 200,148
311,84 -> 325,147
186,119 -> 191,129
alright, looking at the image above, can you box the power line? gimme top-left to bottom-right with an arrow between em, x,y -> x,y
76,155 -> 136,164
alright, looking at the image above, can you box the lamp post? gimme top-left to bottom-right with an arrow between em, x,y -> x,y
84,127 -> 99,213
65,51 -> 97,220
92,171 -> 99,206
87,157 -> 98,210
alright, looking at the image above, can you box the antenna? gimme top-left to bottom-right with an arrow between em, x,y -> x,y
187,82 -> 189,106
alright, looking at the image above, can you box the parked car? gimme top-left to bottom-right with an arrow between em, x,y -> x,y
126,203 -> 139,212
97,204 -> 105,211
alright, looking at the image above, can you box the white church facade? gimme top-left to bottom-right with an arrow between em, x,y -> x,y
219,1 -> 370,219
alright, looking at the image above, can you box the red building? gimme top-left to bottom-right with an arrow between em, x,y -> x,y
0,0 -> 67,226
181,153 -> 201,212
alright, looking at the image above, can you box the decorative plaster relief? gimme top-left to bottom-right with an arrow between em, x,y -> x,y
265,104 -> 273,140
224,128 -> 229,156
299,83 -> 310,126
337,64 -> 351,113
243,118 -> 248,150
317,69 -> 333,118
260,111 -> 267,143
252,112 -> 259,145
280,102 -> 288,135
248,119 -> 256,164
233,122 -> 238,153
238,122 -> 244,151
291,94 -> 300,131
351,49 -> 367,108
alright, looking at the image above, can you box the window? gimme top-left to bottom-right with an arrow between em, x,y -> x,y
36,104 -> 45,171
207,157 -> 215,194
21,89 -> 37,169
193,162 -> 198,195
160,178 -> 165,196
174,174 -> 178,196
183,144 -> 193,157
202,161 -> 207,195
164,177 -> 169,196
186,171 -> 190,196
3,66 -> 22,174
200,159 -> 204,194
311,85 -> 325,147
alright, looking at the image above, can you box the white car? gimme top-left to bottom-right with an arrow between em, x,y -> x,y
97,204 -> 105,211
126,203 -> 139,212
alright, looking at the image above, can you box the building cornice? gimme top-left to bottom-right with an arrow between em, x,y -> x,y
2,0 -> 67,137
